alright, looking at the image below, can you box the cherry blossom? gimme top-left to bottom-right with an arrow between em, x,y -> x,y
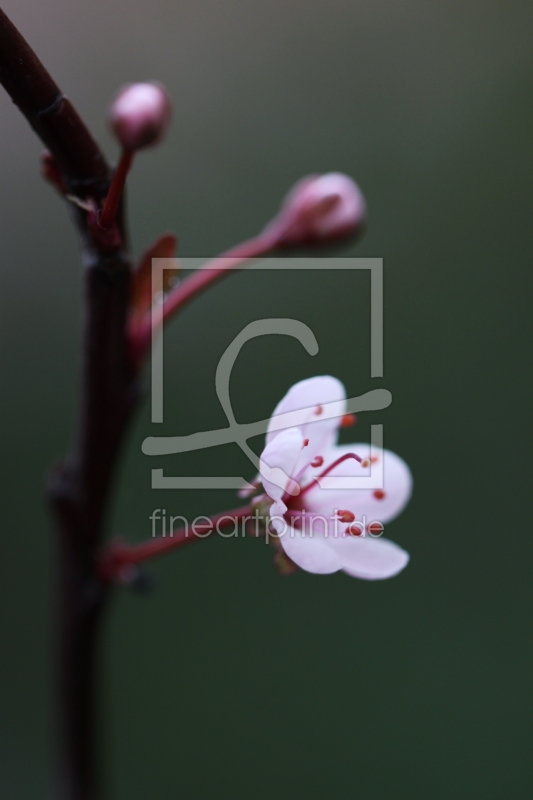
257,376 -> 412,579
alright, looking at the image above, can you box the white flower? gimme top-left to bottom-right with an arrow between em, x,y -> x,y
257,376 -> 412,580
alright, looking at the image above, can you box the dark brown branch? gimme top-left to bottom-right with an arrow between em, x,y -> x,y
0,7 -> 109,198
0,8 -> 138,799
48,244 -> 138,800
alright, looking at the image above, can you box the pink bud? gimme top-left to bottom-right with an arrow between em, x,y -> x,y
109,82 -> 171,151
270,173 -> 367,247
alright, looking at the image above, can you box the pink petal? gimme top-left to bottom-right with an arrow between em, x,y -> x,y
326,535 -> 409,580
303,443 -> 413,525
266,376 -> 346,475
278,525 -> 342,574
269,500 -> 288,533
259,427 -> 304,502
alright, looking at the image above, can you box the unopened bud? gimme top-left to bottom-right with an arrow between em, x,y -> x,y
109,82 -> 171,151
270,173 -> 367,247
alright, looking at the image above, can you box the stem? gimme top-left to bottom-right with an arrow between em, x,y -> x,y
0,10 -> 136,799
99,150 -> 134,229
49,247 -> 138,799
100,504 -> 254,582
298,452 -> 363,498
132,229 -> 280,358
161,233 -> 278,323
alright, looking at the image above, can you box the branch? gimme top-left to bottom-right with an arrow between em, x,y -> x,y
0,7 -> 109,197
0,10 -> 135,800
48,243 -> 137,799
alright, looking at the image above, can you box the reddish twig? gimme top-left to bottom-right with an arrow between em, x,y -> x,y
100,504 -> 255,582
99,150 -> 133,229
132,229 -> 280,359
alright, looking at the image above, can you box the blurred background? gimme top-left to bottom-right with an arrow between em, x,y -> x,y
1,0 -> 532,797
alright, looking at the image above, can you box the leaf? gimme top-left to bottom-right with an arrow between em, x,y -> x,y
130,233 -> 179,326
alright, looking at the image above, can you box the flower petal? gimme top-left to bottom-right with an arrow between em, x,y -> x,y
259,427 -> 304,502
278,525 -> 342,574
304,443 -> 413,524
266,376 -> 346,475
326,534 -> 409,580
269,500 -> 288,534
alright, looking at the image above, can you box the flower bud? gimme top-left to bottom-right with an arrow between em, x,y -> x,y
109,82 -> 171,151
271,173 -> 367,247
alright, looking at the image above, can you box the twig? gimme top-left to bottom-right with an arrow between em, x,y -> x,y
100,505 -> 255,582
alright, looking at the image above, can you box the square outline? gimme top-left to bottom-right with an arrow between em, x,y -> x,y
147,257 -> 385,490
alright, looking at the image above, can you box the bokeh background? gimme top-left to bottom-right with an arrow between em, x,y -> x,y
1,1 -> 532,797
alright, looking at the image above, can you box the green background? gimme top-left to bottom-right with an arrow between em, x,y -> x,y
1,1 -> 532,797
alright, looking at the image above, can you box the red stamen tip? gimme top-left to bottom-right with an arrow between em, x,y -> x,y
311,456 -> 324,468
314,405 -> 323,416
303,438 -> 309,447
370,455 -> 379,463
336,509 -> 355,523
341,413 -> 356,428
368,521 -> 384,535
373,490 -> 385,500
361,459 -> 370,468
347,523 -> 364,536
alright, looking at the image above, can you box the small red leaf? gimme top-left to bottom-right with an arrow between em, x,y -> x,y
130,233 -> 178,328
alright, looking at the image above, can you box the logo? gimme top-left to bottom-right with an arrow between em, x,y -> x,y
142,257 -> 389,490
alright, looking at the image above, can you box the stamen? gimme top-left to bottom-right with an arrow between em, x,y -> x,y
370,456 -> 379,463
336,509 -> 355,523
347,522 -> 364,536
303,438 -> 309,447
368,521 -> 384,535
361,459 -> 370,468
314,405 -> 323,416
299,451 -> 363,497
373,490 -> 385,500
311,456 -> 324,468
340,413 -> 356,428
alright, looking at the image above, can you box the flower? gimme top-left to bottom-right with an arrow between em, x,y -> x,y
256,376 -> 412,579
265,173 -> 367,247
109,82 -> 172,151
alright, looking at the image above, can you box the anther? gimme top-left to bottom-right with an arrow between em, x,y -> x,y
340,413 -> 356,428
336,509 -> 355,523
373,490 -> 385,500
314,405 -> 323,416
303,438 -> 309,447
311,456 -> 324,468
368,521 -> 384,536
347,523 -> 364,536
